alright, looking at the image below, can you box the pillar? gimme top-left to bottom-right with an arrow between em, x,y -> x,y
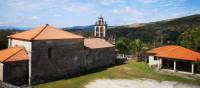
103,26 -> 106,37
174,60 -> 176,72
157,57 -> 160,70
191,63 -> 194,74
159,58 -> 162,70
94,27 -> 96,37
28,51 -> 32,85
8,38 -> 11,48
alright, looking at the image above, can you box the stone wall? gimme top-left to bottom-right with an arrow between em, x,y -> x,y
0,81 -> 19,88
31,39 -> 85,84
85,47 -> 116,70
3,61 -> 28,86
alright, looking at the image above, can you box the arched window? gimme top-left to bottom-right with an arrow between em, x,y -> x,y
96,27 -> 99,32
100,27 -> 104,32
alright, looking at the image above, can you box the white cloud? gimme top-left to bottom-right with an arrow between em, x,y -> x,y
100,0 -> 123,6
136,0 -> 162,4
137,0 -> 186,6
112,7 -> 142,15
31,16 -> 40,20
64,3 -> 94,13
54,14 -> 62,17
161,0 -> 186,7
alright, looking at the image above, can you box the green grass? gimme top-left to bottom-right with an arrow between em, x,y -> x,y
35,61 -> 200,88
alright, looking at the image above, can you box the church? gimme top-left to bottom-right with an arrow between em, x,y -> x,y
0,16 -> 116,86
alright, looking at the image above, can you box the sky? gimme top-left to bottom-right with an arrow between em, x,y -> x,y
0,0 -> 200,27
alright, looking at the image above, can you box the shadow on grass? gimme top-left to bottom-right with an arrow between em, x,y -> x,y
34,59 -> 127,85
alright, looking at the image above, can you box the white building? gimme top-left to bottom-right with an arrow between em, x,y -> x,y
147,45 -> 200,74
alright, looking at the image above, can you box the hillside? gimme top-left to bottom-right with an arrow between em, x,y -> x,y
107,14 -> 200,44
66,14 -> 200,45
0,30 -> 22,49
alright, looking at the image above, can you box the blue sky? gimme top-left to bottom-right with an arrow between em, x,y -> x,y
0,0 -> 200,27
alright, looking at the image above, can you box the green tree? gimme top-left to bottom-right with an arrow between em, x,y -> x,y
129,39 -> 153,60
116,37 -> 130,54
178,27 -> 200,52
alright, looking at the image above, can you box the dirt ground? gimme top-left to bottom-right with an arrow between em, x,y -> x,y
85,79 -> 200,88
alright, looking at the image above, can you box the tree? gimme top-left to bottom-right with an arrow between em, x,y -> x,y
116,37 -> 153,61
178,27 -> 200,52
0,30 -> 20,49
129,39 -> 152,60
116,37 -> 130,54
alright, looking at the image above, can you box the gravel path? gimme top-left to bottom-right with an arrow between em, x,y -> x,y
85,79 -> 200,88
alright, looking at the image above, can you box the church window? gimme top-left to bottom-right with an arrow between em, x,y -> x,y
96,28 -> 99,32
100,27 -> 103,32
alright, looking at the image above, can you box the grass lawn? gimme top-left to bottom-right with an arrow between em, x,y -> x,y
35,61 -> 200,88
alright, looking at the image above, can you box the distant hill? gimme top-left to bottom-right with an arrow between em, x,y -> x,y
107,14 -> 200,44
63,25 -> 114,37
0,25 -> 29,30
61,14 -> 200,44
63,25 -> 94,31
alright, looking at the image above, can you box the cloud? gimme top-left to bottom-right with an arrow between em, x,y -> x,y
54,14 -> 62,17
112,7 -> 142,15
64,3 -> 94,13
161,0 -> 186,7
136,0 -> 186,6
136,0 -> 162,4
31,16 -> 40,20
100,0 -> 123,6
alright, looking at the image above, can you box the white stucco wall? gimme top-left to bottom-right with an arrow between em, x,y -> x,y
148,56 -> 159,66
10,39 -> 32,51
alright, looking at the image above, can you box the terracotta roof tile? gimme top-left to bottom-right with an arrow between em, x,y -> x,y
147,45 -> 200,61
84,38 -> 114,49
8,24 -> 83,41
147,45 -> 178,54
0,47 -> 28,62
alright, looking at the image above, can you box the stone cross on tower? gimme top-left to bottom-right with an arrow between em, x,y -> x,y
94,15 -> 107,38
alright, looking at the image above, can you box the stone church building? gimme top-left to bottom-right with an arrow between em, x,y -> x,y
0,22 -> 116,85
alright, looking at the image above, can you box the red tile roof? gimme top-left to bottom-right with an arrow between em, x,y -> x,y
0,47 -> 28,62
84,38 -> 114,49
8,24 -> 84,41
147,45 -> 200,61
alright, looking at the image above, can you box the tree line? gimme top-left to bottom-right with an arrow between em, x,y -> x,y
115,26 -> 200,60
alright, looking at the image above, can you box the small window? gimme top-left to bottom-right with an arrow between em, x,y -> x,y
154,57 -> 157,60
48,47 -> 52,58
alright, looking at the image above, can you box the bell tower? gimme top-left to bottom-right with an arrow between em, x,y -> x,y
94,15 -> 107,38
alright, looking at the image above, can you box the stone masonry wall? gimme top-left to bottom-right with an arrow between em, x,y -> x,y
31,39 -> 85,84
85,47 -> 116,70
3,61 -> 28,86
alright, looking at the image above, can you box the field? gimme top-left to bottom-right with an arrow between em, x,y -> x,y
35,61 -> 200,88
